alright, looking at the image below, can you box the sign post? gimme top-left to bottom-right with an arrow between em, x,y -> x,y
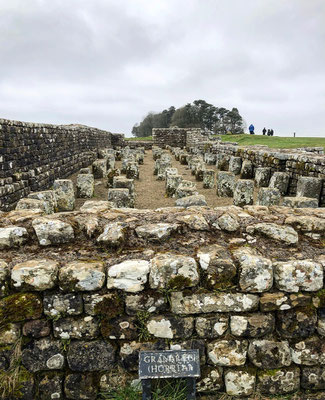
139,349 -> 200,400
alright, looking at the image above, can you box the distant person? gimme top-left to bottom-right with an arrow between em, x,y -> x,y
270,129 -> 274,136
249,124 -> 255,135
262,127 -> 266,135
267,129 -> 271,136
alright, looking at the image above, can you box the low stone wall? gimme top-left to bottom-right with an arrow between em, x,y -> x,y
126,140 -> 153,150
0,118 -> 123,211
0,204 -> 324,399
152,128 -> 207,149
210,143 -> 325,205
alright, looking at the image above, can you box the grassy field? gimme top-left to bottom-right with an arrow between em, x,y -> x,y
220,134 -> 325,149
125,136 -> 153,141
126,134 -> 325,149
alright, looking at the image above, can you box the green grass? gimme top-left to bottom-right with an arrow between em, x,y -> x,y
220,134 -> 325,150
125,136 -> 153,141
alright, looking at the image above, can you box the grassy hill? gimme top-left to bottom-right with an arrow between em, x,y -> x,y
221,134 -> 325,150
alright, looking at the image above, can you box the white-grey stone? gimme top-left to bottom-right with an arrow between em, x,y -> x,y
218,213 -> 239,232
175,195 -> 207,207
208,340 -> 248,366
135,223 -> 178,241
254,167 -> 271,187
32,218 -> 74,246
0,226 -> 28,249
233,180 -> 254,206
297,176 -> 322,199
11,259 -> 58,290
216,171 -> 235,197
76,174 -> 94,198
107,260 -> 150,292
225,369 -> 256,396
53,179 -> 75,211
269,172 -> 290,195
97,222 -> 125,247
59,261 -> 105,291
257,187 -> 281,206
28,190 -> 57,214
247,223 -> 298,245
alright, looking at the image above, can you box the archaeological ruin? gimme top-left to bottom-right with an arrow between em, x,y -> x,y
0,119 -> 324,399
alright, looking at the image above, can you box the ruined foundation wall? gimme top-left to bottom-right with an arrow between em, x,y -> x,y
0,204 -> 324,399
211,142 -> 325,205
0,118 -> 120,211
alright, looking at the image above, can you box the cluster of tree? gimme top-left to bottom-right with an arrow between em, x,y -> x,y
131,100 -> 245,137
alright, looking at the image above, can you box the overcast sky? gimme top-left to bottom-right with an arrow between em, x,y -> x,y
0,0 -> 324,137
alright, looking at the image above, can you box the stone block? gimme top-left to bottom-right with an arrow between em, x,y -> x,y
125,293 -> 166,315
233,179 -> 254,206
39,375 -> 63,400
218,213 -> 239,232
196,366 -> 223,393
247,222 -> 298,244
11,259 -> 58,291
230,314 -> 275,337
283,196 -> 319,208
107,259 -> 150,292
216,171 -> 235,197
195,315 -> 229,338
135,223 -> 178,241
175,180 -> 198,198
22,338 -> 65,372
22,320 -> 51,338
0,323 -> 21,345
76,174 -> 94,198
248,340 -> 291,368
107,188 -> 132,208
147,316 -> 194,339
28,190 -> 57,214
175,194 -> 207,207
53,179 -> 75,211
92,159 -> 107,178
257,187 -> 281,206
254,167 -> 271,187
260,292 -> 312,312
16,198 -> 47,213
257,367 -> 300,395
291,337 -> 325,366
208,339 -> 248,366
113,176 -> 135,197
240,159 -> 253,179
229,156 -> 242,175
101,316 -> 137,340
44,293 -> 83,318
59,261 -> 105,291
53,316 -> 100,339
126,161 -> 139,179
225,369 -> 256,396
32,218 -> 74,246
0,226 -> 28,249
269,172 -> 290,195
166,174 -> 182,197
149,253 -> 199,289
297,176 -> 322,199
96,222 -> 125,247
301,367 -> 325,390
277,307 -> 317,338
274,260 -> 323,292
203,169 -> 215,188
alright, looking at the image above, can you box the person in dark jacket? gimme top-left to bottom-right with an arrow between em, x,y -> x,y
267,129 -> 271,136
249,124 -> 255,135
262,127 -> 266,135
270,129 -> 274,136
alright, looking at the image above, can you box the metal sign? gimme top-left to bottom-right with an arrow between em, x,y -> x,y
139,350 -> 200,400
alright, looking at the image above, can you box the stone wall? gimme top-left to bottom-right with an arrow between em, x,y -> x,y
152,127 -> 207,149
209,142 -> 325,206
0,118 -> 122,211
0,203 -> 324,399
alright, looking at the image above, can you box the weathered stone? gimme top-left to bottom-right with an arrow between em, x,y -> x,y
283,196 -> 319,208
290,337 -> 325,365
230,314 -> 274,337
32,218 -> 75,246
126,161 -> 139,179
218,213 -> 239,232
113,176 -> 135,197
22,320 -> 51,338
125,293 -> 166,315
80,167 -> 92,174
53,316 -> 99,339
257,367 -> 300,395
277,307 -> 317,338
255,167 -> 271,187
16,198 -> 47,213
11,259 -> 58,291
0,323 -> 20,344
301,367 -> 325,390
59,261 -> 105,291
203,169 -> 215,189
67,340 -> 115,371
166,174 -> 183,197
0,293 -> 43,323
44,293 -> 83,318
22,338 -> 65,372
39,375 -> 63,400
176,213 -> 209,230
175,194 -> 207,207
216,171 -> 235,197
135,223 -> 178,241
247,222 -> 298,245
92,159 -> 107,178
28,190 -> 57,214
233,247 -> 273,292
76,173 -> 94,198
107,188 -> 132,208
208,339 -> 248,366
225,368 -> 256,396
147,316 -> 194,339
233,180 -> 254,206
240,160 -> 253,179
83,293 -> 123,317
107,259 -> 150,292
53,179 -> 75,211
229,156 -> 242,175
269,172 -> 290,195
297,176 -> 322,199
285,215 -> 325,233
149,253 -> 199,289
196,366 -> 223,393
64,373 -> 97,400
260,292 -> 312,311
171,292 -> 259,314
197,244 -> 237,289
257,187 -> 281,206
248,340 -> 291,368
195,315 -> 228,338
170,339 -> 206,364
120,340 -> 166,371
79,200 -> 113,213
96,222 -> 125,247
101,316 -> 137,340
0,226 -> 28,249
274,260 -> 323,292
